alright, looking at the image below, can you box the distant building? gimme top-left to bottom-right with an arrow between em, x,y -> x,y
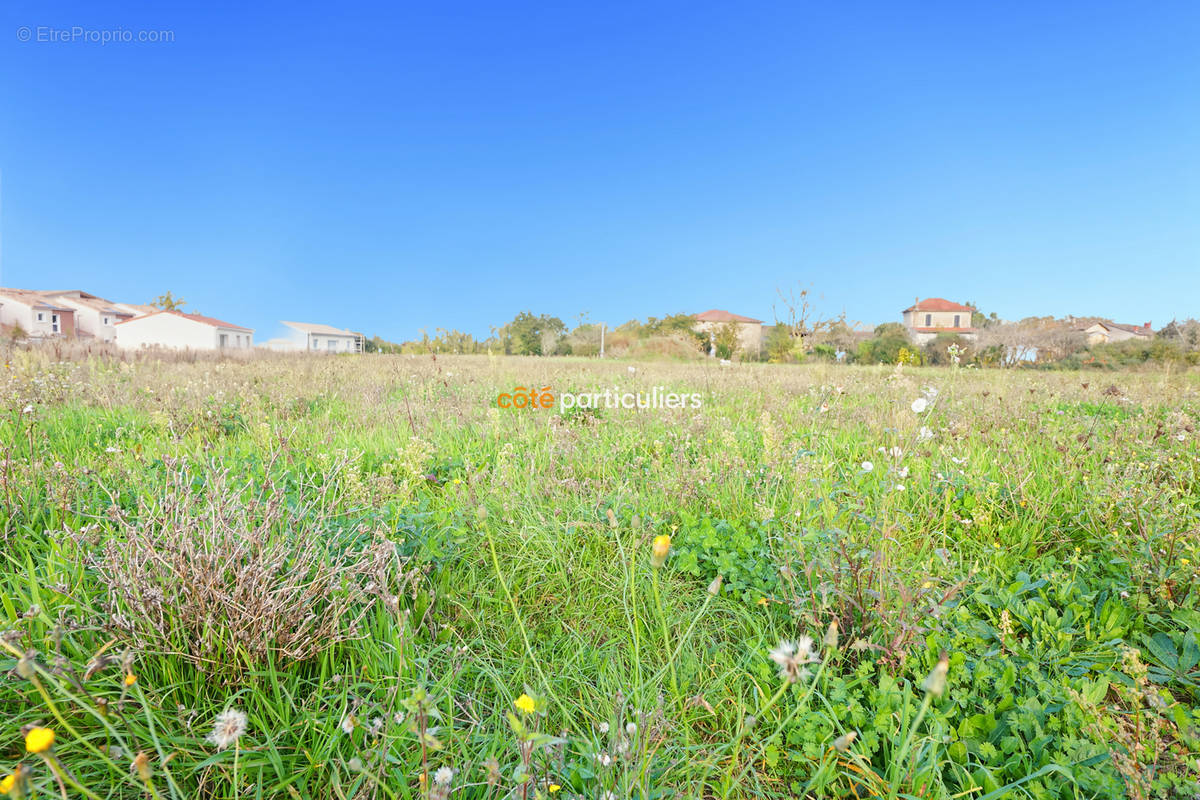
1077,321 -> 1153,345
901,298 -> 977,344
692,309 -> 764,357
41,290 -> 139,342
0,288 -> 77,338
262,321 -> 362,353
115,310 -> 254,351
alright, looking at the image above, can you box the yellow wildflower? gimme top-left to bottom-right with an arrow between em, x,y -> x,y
124,672 -> 137,686
514,694 -> 536,714
549,785 -> 561,793
0,773 -> 15,795
26,726 -> 55,753
650,534 -> 671,568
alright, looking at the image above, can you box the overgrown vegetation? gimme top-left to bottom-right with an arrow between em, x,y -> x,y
1,349 -> 1198,798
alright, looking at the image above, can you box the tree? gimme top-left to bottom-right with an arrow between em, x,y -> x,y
505,311 -> 566,356
852,323 -> 912,364
923,333 -> 967,365
765,324 -> 797,363
771,285 -> 852,359
713,321 -> 741,360
150,291 -> 187,311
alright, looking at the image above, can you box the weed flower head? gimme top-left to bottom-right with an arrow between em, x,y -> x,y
823,619 -> 839,649
833,731 -> 857,752
861,461 -> 873,472
0,772 -> 15,794
922,652 -> 950,697
433,766 -> 454,786
769,637 -> 818,683
206,708 -> 248,750
132,751 -> 152,781
651,534 -> 671,568
514,693 -> 537,714
25,727 -> 55,754
911,397 -> 928,413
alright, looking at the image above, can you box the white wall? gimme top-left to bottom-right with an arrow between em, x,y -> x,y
116,313 -> 256,350
306,332 -> 358,353
0,300 -> 66,337
116,313 -> 214,349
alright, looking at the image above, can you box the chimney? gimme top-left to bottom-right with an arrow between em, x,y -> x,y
1144,322 -> 1151,329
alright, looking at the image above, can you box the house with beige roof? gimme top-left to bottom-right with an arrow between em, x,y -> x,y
262,321 -> 362,353
1077,320 -> 1153,345
115,309 -> 254,351
0,288 -> 77,338
692,309 -> 764,357
41,290 -> 139,342
901,298 -> 977,344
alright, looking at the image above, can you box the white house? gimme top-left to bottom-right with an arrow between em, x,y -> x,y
0,288 -> 78,338
262,321 -> 361,353
114,310 -> 254,351
41,290 -> 138,342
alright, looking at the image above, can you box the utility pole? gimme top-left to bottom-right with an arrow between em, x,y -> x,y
600,322 -> 606,358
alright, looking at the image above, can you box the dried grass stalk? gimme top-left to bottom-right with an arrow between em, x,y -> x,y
83,452 -> 396,672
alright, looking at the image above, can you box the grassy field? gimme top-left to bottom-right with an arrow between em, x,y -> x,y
1,350 -> 1198,799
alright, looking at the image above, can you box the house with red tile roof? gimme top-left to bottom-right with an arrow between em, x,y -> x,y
901,298 -> 977,344
114,309 -> 254,351
692,309 -> 765,357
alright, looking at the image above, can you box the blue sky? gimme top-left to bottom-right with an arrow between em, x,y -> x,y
2,1 -> 1197,340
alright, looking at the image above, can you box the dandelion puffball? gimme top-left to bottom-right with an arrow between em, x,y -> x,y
206,709 -> 248,751
911,397 -> 928,413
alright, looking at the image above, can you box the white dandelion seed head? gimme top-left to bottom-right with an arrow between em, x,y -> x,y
433,767 -> 454,786
911,397 -> 928,413
769,636 -> 819,683
861,461 -> 874,472
597,722 -> 610,734
206,708 -> 248,751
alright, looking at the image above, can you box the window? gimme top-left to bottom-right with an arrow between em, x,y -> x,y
103,316 -> 110,325
51,314 -> 60,334
36,312 -> 44,322
311,338 -> 319,349
328,339 -> 337,350
953,314 -> 960,327
924,313 -> 931,326
219,333 -> 229,348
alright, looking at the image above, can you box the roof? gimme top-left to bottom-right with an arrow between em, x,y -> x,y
0,287 -> 74,311
913,327 -> 977,334
693,309 -> 764,324
904,298 -> 975,313
114,303 -> 157,316
1079,321 -> 1153,336
1107,322 -> 1153,336
115,309 -> 253,332
42,292 -> 132,315
281,320 -> 357,336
